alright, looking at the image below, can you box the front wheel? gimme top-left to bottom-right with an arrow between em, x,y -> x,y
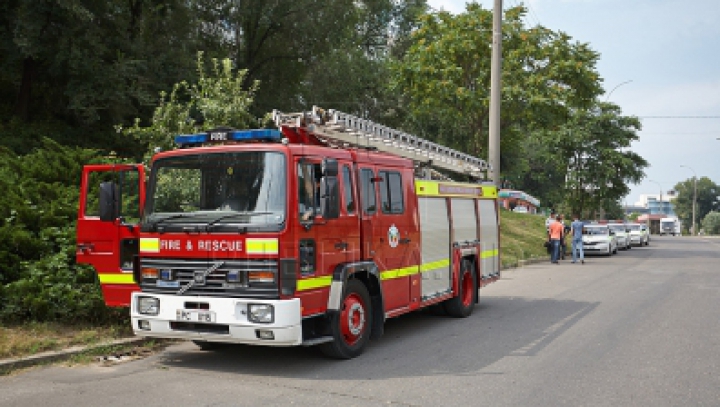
444,259 -> 477,318
319,279 -> 372,359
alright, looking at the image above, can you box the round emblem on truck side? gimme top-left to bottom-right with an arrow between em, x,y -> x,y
388,224 -> 400,248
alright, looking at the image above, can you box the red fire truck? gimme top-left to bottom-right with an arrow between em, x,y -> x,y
76,107 -> 500,359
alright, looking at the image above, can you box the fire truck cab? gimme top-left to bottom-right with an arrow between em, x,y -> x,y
76,108 -> 500,359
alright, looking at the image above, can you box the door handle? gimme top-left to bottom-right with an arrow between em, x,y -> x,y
77,243 -> 95,252
400,238 -> 411,244
334,242 -> 348,250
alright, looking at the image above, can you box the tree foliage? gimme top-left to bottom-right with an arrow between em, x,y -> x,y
391,4 -> 602,158
557,103 -> 647,217
701,211 -> 720,235
0,140 -> 125,323
672,177 -> 720,233
121,53 -> 261,158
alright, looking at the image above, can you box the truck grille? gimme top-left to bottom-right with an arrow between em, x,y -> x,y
141,258 -> 279,299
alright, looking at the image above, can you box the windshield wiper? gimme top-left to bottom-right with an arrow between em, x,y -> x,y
205,212 -> 274,231
145,214 -> 197,232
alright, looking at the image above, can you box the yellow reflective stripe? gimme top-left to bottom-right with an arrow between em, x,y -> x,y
297,275 -> 333,291
381,265 -> 418,280
246,238 -> 278,254
420,258 -> 450,272
98,273 -> 136,284
139,238 -> 159,253
415,180 -> 497,198
481,249 -> 499,259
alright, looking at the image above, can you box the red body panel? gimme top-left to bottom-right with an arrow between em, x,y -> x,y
76,164 -> 145,306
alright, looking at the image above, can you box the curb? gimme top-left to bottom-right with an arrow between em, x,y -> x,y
0,337 -> 148,374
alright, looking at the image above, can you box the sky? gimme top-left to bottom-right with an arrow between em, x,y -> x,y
426,0 -> 720,206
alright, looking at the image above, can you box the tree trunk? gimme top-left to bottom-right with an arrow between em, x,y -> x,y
15,57 -> 36,122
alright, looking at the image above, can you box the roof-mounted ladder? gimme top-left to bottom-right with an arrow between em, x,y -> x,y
273,106 -> 491,179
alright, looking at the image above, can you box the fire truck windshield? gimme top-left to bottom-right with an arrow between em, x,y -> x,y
143,151 -> 286,231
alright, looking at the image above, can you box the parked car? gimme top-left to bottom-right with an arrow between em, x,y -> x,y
582,224 -> 618,256
513,206 -> 529,213
608,223 -> 631,250
627,223 -> 650,246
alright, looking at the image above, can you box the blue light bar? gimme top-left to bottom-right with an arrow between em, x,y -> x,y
175,129 -> 282,146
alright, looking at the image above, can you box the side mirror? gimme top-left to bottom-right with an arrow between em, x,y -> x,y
99,181 -> 118,222
321,158 -> 338,177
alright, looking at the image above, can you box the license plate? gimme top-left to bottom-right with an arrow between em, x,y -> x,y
176,310 -> 216,323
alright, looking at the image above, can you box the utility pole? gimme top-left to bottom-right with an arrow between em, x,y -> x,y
488,0 -> 503,186
680,165 -> 698,235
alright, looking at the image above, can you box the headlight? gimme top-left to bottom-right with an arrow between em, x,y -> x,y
248,304 -> 274,323
138,296 -> 160,315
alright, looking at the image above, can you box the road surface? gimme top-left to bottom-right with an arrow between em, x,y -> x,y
2,236 -> 720,406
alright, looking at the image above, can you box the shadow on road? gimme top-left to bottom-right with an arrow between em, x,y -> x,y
158,296 -> 599,380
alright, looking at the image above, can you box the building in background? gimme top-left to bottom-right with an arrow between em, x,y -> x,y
630,193 -> 677,234
498,189 -> 540,214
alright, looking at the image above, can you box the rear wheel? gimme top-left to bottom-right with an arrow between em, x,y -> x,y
444,259 -> 477,318
319,279 -> 372,359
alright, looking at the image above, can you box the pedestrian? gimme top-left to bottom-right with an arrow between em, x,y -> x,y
570,214 -> 585,264
545,212 -> 556,230
548,215 -> 564,264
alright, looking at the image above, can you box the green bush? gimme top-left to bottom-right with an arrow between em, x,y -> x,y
0,138 -> 125,323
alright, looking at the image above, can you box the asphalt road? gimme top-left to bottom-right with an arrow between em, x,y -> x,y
2,236 -> 720,407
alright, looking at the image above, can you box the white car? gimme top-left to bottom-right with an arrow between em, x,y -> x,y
583,224 -> 618,256
513,206 -> 529,213
627,223 -> 650,246
608,223 -> 631,250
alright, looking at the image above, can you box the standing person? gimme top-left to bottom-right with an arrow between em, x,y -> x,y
548,215 -> 564,264
545,212 -> 556,230
570,214 -> 585,264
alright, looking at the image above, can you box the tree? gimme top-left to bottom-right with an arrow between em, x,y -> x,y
2,0 -> 196,125
673,177 -> 720,233
120,53 -> 260,158
701,211 -> 720,235
558,103 -> 647,217
296,0 -> 427,119
391,4 -> 603,161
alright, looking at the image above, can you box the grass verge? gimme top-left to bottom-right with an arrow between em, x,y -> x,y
0,319 -> 133,360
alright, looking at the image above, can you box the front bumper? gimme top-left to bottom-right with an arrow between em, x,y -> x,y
583,242 -> 610,252
131,293 -> 302,346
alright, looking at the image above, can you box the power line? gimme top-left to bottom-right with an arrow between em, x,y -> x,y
638,116 -> 720,119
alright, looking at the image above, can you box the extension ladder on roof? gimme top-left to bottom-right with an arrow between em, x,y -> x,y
272,107 -> 490,180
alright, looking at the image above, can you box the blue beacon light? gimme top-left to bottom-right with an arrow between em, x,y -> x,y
174,129 -> 282,147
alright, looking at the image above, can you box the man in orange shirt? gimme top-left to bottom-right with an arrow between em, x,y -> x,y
548,215 -> 564,264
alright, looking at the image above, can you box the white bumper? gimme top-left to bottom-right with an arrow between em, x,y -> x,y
131,292 -> 303,346
583,241 -> 610,252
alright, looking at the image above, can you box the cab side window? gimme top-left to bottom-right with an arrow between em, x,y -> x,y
298,161 -> 319,220
360,168 -> 376,214
342,165 -> 355,214
379,170 -> 404,214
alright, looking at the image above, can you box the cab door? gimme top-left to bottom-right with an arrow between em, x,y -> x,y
358,165 -> 419,312
76,164 -> 145,306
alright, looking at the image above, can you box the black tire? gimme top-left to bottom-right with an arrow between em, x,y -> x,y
319,279 -> 372,359
443,260 -> 477,318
